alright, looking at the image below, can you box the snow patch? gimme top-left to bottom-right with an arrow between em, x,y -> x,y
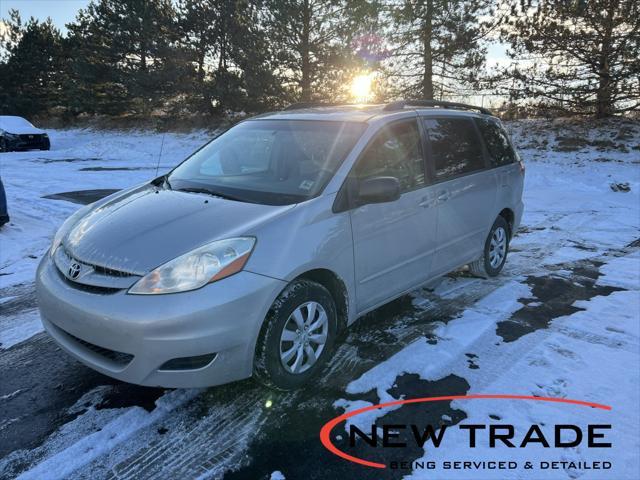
16,388 -> 200,480
345,281 -> 531,402
597,251 -> 640,290
0,309 -> 43,349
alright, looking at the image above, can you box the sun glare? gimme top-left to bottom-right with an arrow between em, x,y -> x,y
350,73 -> 374,102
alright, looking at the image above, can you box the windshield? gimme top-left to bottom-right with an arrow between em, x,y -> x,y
168,119 -> 366,205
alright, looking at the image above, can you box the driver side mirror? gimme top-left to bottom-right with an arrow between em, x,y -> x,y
357,176 -> 401,206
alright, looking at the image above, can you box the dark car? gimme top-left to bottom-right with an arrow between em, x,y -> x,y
0,177 -> 8,226
0,116 -> 50,152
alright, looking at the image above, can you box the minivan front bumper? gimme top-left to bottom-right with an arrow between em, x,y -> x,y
36,255 -> 286,388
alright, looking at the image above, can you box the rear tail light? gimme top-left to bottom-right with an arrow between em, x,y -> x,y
518,159 -> 525,175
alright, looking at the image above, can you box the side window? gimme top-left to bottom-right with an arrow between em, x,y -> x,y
354,120 -> 425,192
423,118 -> 485,181
476,118 -> 516,167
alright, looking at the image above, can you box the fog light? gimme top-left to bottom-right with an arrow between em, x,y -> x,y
158,353 -> 217,371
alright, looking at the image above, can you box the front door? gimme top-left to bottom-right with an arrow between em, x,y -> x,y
349,118 -> 438,312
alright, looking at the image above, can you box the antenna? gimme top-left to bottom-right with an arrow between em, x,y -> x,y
155,133 -> 166,178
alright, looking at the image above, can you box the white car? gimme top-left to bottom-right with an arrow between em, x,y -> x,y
0,116 -> 50,152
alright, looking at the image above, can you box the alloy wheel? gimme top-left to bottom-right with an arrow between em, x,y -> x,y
279,301 -> 329,374
489,226 -> 507,268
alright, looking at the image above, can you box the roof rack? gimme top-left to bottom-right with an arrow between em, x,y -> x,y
283,102 -> 342,111
383,99 -> 493,116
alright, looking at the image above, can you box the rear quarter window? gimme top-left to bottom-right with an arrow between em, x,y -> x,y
476,118 -> 516,167
422,117 -> 485,181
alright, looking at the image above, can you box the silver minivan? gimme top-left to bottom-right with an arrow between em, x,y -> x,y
36,101 -> 524,390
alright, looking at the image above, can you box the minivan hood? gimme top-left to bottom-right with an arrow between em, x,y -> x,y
63,185 -> 294,275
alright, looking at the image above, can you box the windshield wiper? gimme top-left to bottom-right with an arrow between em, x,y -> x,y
176,186 -> 244,202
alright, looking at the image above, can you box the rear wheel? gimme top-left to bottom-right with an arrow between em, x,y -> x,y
254,279 -> 337,390
469,216 -> 510,278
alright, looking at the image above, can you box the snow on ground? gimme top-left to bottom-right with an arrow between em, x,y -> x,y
0,128 -> 212,289
16,388 -> 200,480
597,250 -> 640,290
0,308 -> 41,350
411,286 -> 640,479
0,118 -> 639,479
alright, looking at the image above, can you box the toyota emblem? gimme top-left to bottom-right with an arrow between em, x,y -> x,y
68,262 -> 81,279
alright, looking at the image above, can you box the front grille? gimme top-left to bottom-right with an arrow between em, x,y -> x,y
53,247 -> 136,293
53,265 -> 121,294
93,263 -> 137,278
17,134 -> 46,148
60,328 -> 134,366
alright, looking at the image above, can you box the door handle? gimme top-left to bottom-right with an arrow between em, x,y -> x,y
418,198 -> 432,208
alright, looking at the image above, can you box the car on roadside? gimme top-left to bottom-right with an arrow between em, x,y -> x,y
0,116 -> 50,152
0,177 -> 9,227
36,100 -> 524,390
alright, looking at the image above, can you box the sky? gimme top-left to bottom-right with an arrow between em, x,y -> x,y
0,0 -> 90,33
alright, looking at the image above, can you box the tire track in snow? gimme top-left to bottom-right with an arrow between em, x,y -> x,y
13,389 -> 200,480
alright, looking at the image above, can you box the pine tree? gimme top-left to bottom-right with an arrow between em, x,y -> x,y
66,0 -> 183,115
176,0 -> 219,113
500,0 -> 639,118
176,0 -> 283,113
264,0 -> 373,102
382,0 -> 494,100
229,0 -> 286,111
0,11 -> 67,116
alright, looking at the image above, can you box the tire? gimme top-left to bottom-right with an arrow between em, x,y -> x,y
254,279 -> 338,390
469,216 -> 510,278
0,138 -> 7,153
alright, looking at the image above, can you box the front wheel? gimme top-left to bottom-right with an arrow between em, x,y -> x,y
469,216 -> 510,278
254,279 -> 337,390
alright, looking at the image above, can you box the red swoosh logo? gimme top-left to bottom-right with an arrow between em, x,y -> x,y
320,394 -> 612,469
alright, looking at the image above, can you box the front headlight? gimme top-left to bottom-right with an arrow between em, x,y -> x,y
50,226 -> 65,257
49,205 -> 92,256
128,237 -> 256,295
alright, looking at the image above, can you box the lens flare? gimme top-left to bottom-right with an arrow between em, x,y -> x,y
350,73 -> 374,102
